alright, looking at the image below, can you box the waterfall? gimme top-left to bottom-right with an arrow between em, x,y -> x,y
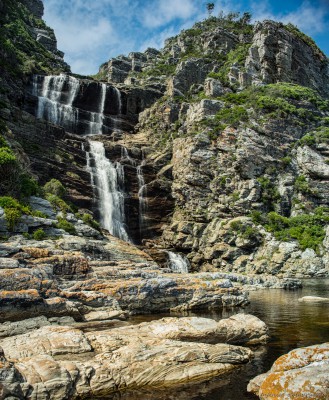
112,87 -> 122,136
114,87 -> 122,114
33,74 -> 132,243
32,74 -> 111,136
88,83 -> 107,135
137,163 -> 147,237
87,140 -> 130,242
168,252 -> 190,274
34,74 -> 80,131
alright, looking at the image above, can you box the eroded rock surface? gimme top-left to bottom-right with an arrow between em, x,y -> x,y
0,314 -> 267,399
248,343 -> 329,399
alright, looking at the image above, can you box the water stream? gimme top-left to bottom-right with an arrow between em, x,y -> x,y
167,251 -> 190,273
87,141 -> 130,242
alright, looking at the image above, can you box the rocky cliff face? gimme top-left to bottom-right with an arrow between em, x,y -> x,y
96,15 -> 329,277
1,6 -> 328,398
1,8 -> 329,277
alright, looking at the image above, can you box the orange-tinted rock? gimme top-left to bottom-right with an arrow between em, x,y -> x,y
248,343 -> 329,399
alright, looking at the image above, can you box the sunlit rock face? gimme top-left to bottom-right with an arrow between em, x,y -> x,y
248,343 -> 329,400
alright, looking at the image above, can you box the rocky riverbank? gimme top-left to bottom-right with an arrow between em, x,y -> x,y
0,314 -> 268,399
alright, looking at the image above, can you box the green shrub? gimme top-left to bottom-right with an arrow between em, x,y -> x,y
0,147 -> 16,165
257,177 -> 280,209
33,228 -> 46,240
294,175 -> 317,196
43,179 -> 66,198
81,213 -> 101,230
254,208 -> 329,252
4,208 -> 21,231
284,23 -> 325,60
0,196 -> 32,231
0,196 -> 21,209
56,218 -> 76,234
20,174 -> 39,197
230,220 -> 259,240
45,194 -> 71,213
31,210 -> 47,218
298,127 -> 329,148
281,156 -> 292,167
0,135 -> 8,147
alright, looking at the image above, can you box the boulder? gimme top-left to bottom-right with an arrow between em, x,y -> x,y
248,343 -> 329,399
298,296 -> 329,303
29,197 -> 56,219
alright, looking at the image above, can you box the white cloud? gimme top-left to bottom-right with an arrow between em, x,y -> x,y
42,0 -> 328,75
54,18 -> 114,55
141,0 -> 198,28
281,1 -> 328,34
250,0 -> 329,35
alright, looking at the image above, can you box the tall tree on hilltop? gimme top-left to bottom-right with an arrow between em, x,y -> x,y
206,2 -> 215,16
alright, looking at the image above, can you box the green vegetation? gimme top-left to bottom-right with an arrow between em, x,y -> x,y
251,208 -> 329,252
208,43 -> 251,86
294,175 -> 318,196
45,194 -> 71,213
280,156 -> 292,167
0,146 -> 16,165
43,179 -> 66,198
224,82 -> 327,117
257,177 -> 280,209
194,12 -> 253,36
140,62 -> 176,78
0,196 -> 30,231
0,131 -> 40,198
78,213 -> 101,231
0,196 -> 47,231
230,220 -> 259,240
20,174 -> 40,197
203,82 -> 327,140
298,127 -> 329,147
43,179 -> 72,214
284,23 -> 326,60
0,0 -> 69,77
56,217 -> 76,235
211,105 -> 249,131
33,228 -> 46,241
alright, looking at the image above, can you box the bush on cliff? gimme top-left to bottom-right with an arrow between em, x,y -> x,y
251,207 -> 329,252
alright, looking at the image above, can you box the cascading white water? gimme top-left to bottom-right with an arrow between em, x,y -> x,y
114,87 -> 122,114
168,251 -> 190,274
137,163 -> 146,236
87,141 -> 130,242
112,87 -> 122,136
35,74 -> 80,129
89,83 -> 107,135
33,74 -> 132,243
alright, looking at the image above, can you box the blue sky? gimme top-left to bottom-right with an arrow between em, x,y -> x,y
43,0 -> 329,75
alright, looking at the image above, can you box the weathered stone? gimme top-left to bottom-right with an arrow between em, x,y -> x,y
248,343 -> 329,399
204,78 -> 230,97
29,197 -> 56,219
245,21 -> 329,97
0,315 -> 263,398
298,296 -> 329,303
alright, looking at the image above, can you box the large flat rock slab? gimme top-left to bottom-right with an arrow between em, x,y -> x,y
0,315 -> 267,399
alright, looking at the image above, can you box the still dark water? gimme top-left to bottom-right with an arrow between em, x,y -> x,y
97,279 -> 329,400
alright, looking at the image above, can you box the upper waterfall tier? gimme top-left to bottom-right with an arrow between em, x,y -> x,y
31,74 -> 124,136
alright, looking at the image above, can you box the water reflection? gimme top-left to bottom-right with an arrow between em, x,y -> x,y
91,279 -> 329,400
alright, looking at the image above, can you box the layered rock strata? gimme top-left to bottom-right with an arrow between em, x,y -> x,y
0,314 -> 268,399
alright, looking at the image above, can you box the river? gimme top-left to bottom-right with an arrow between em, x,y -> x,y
94,278 -> 329,400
